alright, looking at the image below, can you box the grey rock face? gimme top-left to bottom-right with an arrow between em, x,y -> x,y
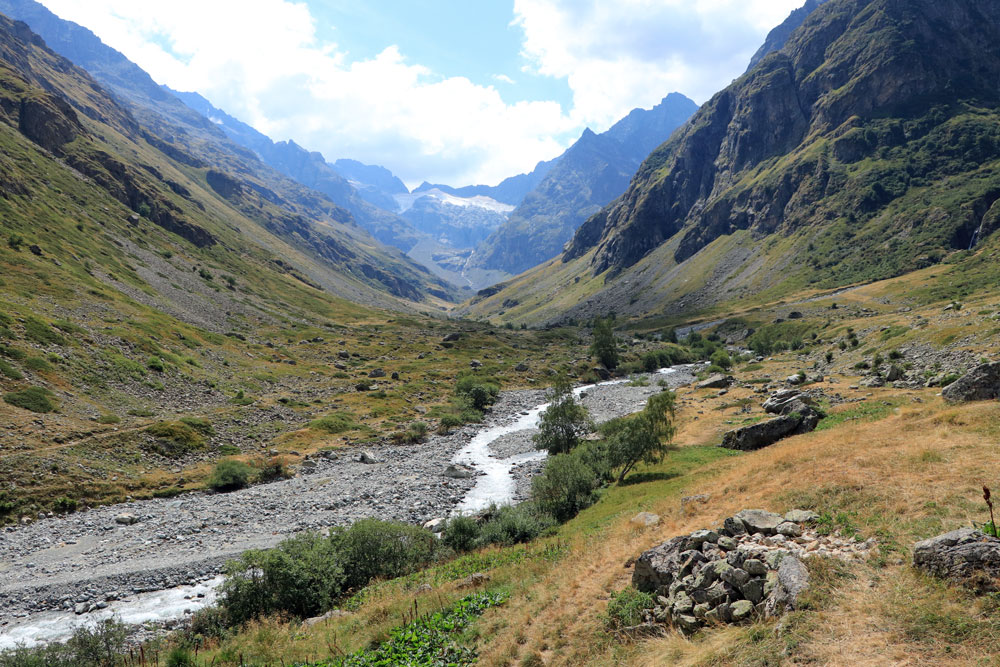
697,374 -> 732,390
735,510 -> 785,535
942,362 -> 1000,403
764,555 -> 810,617
913,528 -> 1000,590
633,536 -> 688,593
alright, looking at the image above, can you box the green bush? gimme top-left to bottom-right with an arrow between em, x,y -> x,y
456,375 -> 500,412
221,532 -> 346,625
710,349 -> 733,370
0,359 -> 23,380
23,357 -> 52,372
437,414 -> 464,434
604,588 -> 654,632
601,392 -> 677,484
165,647 -> 197,667
476,504 -> 556,548
23,317 -> 66,346
0,619 -> 131,666
332,519 -> 439,591
309,412 -> 358,434
590,317 -> 619,370
148,356 -> 166,372
52,496 -> 78,514
3,386 -> 57,413
208,460 -> 254,492
442,515 -> 481,552
531,453 -> 601,522
145,421 -> 205,457
533,377 -> 593,455
0,344 -> 26,360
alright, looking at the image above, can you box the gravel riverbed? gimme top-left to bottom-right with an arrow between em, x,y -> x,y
0,366 -> 697,635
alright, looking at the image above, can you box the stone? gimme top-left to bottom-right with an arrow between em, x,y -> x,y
687,529 -> 720,547
630,512 -> 661,528
720,414 -> 815,451
114,513 -> 139,526
763,389 -> 810,415
741,578 -> 766,604
442,333 -> 462,342
368,369 -> 386,378
942,362 -> 1000,403
735,510 -> 785,535
337,350 -> 350,359
764,556 -> 810,618
633,536 -> 688,593
514,362 -> 530,372
422,518 -> 446,533
457,572 -> 490,588
681,493 -> 711,512
913,528 -> 1000,590
784,509 -> 820,524
74,602 -> 89,615
672,591 -> 694,614
730,599 -> 755,622
593,366 -> 611,381
358,451 -> 381,464
885,365 -> 905,382
720,566 -> 750,588
723,516 -> 747,536
743,559 -> 768,576
717,536 -> 738,551
697,374 -> 731,390
693,602 -> 711,619
674,614 -> 702,634
303,609 -> 350,627
860,375 -> 885,388
786,374 -> 805,385
443,464 -> 475,479
776,521 -> 803,537
470,359 -> 482,369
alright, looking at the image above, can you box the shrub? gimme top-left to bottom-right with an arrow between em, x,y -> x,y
208,460 -> 254,492
23,317 -> 66,346
437,414 -> 463,435
332,519 -> 439,591
531,453 -> 601,522
145,421 -> 205,457
3,386 -> 57,413
533,377 -> 593,455
148,356 -> 166,372
601,391 -> 677,484
309,412 -> 357,434
221,532 -> 346,624
476,504 -> 556,548
604,588 -> 654,632
96,414 -> 120,424
456,375 -> 500,412
24,357 -> 52,372
710,349 -> 733,370
0,359 -> 23,380
52,496 -> 78,513
256,457 -> 292,483
0,344 -> 26,360
442,515 -> 481,552
166,647 -> 197,667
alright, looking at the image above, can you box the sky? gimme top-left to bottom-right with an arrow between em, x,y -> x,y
37,0 -> 804,189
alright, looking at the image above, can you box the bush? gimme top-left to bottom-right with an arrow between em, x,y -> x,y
221,531 -> 346,625
52,496 -> 78,513
166,647 -> 197,667
148,356 -> 166,372
23,317 -> 65,346
531,453 -> 601,522
533,377 -> 593,455
476,504 -> 556,548
332,519 -> 439,591
710,349 -> 733,370
590,317 -> 619,370
208,460 -> 254,492
442,515 -> 481,552
309,413 -> 358,434
145,421 -> 205,457
604,588 -> 654,632
456,375 -> 500,412
3,386 -> 57,413
256,457 -> 292,483
601,391 -> 677,484
24,356 -> 52,372
0,359 -> 23,380
437,414 -> 464,434
96,414 -> 120,424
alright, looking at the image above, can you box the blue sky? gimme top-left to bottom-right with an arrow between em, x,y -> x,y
38,0 -> 804,188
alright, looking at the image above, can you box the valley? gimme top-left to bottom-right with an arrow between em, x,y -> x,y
1,0 -> 1000,664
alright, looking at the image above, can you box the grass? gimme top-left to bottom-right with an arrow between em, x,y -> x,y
3,386 -> 56,413
815,397 -> 906,431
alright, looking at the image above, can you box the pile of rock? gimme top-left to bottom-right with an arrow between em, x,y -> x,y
721,390 -> 823,451
631,509 -> 873,635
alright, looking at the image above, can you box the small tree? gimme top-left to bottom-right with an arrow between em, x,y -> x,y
602,391 -> 677,484
590,317 -> 619,370
533,376 -> 593,455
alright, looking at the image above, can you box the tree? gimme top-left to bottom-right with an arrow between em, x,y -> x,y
533,376 -> 593,455
590,317 -> 619,370
601,390 -> 677,483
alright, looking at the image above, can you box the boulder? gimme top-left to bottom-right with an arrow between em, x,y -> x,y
734,510 -> 785,535
303,609 -> 350,627
698,374 -> 732,390
764,556 -> 809,617
422,518 -> 447,533
913,528 -> 1000,590
784,509 -> 820,524
114,513 -> 139,526
632,536 -> 688,593
630,512 -> 661,528
942,362 -> 1000,403
457,572 -> 490,588
442,332 -> 462,342
786,374 -> 805,385
593,366 -> 611,381
368,369 -> 386,378
515,362 -> 530,372
721,412 -> 818,451
762,389 -> 813,415
443,464 -> 475,479
358,451 -> 381,464
470,359 -> 482,368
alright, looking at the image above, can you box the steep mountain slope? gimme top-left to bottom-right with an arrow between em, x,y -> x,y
746,0 -> 831,72
470,93 -> 697,275
466,0 -> 1000,325
412,156 -> 558,207
0,0 -> 451,301
331,158 -> 408,211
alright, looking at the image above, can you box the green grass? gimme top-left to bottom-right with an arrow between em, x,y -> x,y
815,398 -> 905,432
3,386 -> 57,413
144,421 -> 206,457
0,359 -> 23,380
309,413 -> 361,434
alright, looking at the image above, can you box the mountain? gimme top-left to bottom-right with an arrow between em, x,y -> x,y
746,0 -> 832,72
0,0 -> 454,305
331,158 -> 408,211
464,0 -> 1000,324
412,156 -> 558,207
469,93 -> 698,275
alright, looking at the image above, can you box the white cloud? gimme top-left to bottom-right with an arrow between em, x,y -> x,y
38,0 -> 806,186
513,0 -> 804,130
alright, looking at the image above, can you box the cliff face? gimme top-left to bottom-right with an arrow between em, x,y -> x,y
567,0 -> 1000,283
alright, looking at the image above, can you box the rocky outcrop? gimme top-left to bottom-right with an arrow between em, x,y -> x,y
18,93 -> 81,154
698,374 -> 732,390
721,390 -> 822,451
942,362 -> 1000,403
630,509 -> 871,635
913,528 -> 1000,591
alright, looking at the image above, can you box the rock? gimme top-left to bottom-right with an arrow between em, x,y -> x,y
368,369 -> 386,378
681,494 -> 710,513
630,512 -> 661,528
776,521 -> 803,537
730,599 -> 755,622
698,374 -> 732,390
784,509 -> 820,524
913,528 -> 1000,590
470,359 -> 482,369
74,602 -> 89,615
515,362 -> 530,372
743,559 -> 768,577
722,516 -> 747,536
391,372 -> 400,380
687,529 -> 720,547
358,451 -> 381,464
721,408 -> 819,451
443,464 -> 475,479
457,572 -> 490,589
885,365 -> 905,382
114,513 -> 139,526
786,374 -> 806,386
717,536 -> 738,551
303,609 -> 350,627
764,556 -> 809,617
672,590 -> 694,614
337,350 -> 350,359
633,536 -> 688,593
942,362 -> 1000,403
674,614 -> 702,634
422,518 -> 447,533
762,389 -> 813,415
860,375 -> 885,388
593,366 -> 611,381
442,333 -> 462,342
735,510 -> 785,535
